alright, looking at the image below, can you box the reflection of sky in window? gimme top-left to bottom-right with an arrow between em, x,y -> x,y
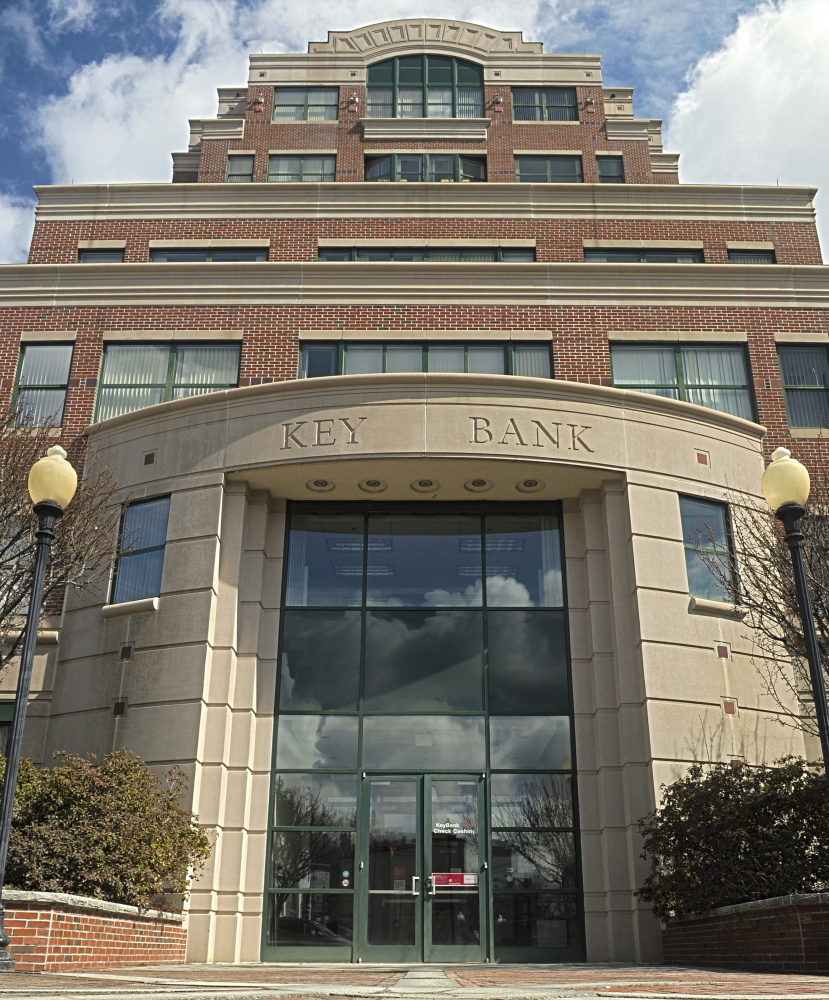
279,610 -> 361,711
489,717 -> 571,769
276,715 -> 359,768
362,716 -> 486,769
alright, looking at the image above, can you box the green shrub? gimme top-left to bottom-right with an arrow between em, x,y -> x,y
637,757 -> 829,921
1,750 -> 212,909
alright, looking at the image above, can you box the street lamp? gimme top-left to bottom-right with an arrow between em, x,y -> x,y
761,446 -> 829,787
0,446 -> 77,971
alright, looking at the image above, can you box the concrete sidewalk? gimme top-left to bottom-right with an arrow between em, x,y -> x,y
0,963 -> 827,1000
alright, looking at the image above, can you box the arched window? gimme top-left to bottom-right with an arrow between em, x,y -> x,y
366,55 -> 484,119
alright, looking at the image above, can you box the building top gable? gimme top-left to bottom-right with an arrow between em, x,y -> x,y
306,19 -> 544,57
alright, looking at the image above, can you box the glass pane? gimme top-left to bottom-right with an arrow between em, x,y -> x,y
273,773 -> 358,827
491,774 -> 574,829
684,548 -> 729,602
208,249 -> 268,261
484,514 -> 562,607
681,347 -> 747,387
149,250 -> 209,261
364,610 -> 484,711
368,896 -> 416,945
685,387 -> 753,420
493,893 -> 581,949
112,549 -> 164,604
597,156 -> 625,182
101,345 -> 169,385
514,157 -> 549,183
492,832 -> 577,889
96,387 -> 166,421
397,154 -> 423,182
285,513 -> 364,607
362,716 -> 486,770
15,389 -> 66,426
267,893 -> 352,947
366,514 -> 482,607
680,498 -> 728,550
513,345 -> 552,378
279,610 -> 361,711
487,611 -> 569,714
268,157 -> 300,181
459,156 -> 485,181
227,155 -> 253,178
19,345 -> 72,386
171,386 -> 223,400
275,715 -> 359,769
385,345 -> 423,373
501,251 -> 535,262
78,250 -> 123,262
426,55 -> 452,86
365,89 -> 393,118
299,157 -> 335,181
173,345 -> 239,386
489,717 -> 571,769
345,345 -> 383,375
302,345 -> 338,378
549,156 -> 583,182
398,56 -> 423,86
457,89 -> 484,119
307,89 -> 339,120
397,88 -> 424,118
271,830 -> 355,888
122,496 -> 170,550
779,347 -> 829,387
368,780 -> 417,891
432,892 -> 480,945
612,347 -> 677,387
426,88 -> 453,119
467,346 -> 505,375
431,779 -> 479,874
367,59 -> 394,86
785,389 -> 829,428
428,345 -> 465,373
428,154 -> 455,181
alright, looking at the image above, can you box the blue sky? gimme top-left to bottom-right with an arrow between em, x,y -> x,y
1,0 -> 828,262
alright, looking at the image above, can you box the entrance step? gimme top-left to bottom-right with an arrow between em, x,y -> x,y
399,968 -> 454,990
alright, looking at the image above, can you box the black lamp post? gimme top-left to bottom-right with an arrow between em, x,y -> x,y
761,447 -> 829,788
0,445 -> 77,971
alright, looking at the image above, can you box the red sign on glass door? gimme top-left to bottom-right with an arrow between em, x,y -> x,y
432,873 -> 479,887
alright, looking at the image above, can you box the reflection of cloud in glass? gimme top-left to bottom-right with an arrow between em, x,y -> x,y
489,717 -> 571,769
363,715 -> 486,769
279,611 -> 361,710
275,715 -> 359,769
487,611 -> 569,713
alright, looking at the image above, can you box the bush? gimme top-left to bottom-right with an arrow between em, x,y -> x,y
1,750 -> 212,909
637,757 -> 829,921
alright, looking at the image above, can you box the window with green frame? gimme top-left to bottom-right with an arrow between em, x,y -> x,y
596,156 -> 625,183
272,87 -> 339,121
149,248 -> 268,261
514,155 -> 583,183
226,154 -> 254,182
78,249 -> 124,262
511,88 -> 578,121
13,343 -> 74,427
96,343 -> 240,422
728,249 -> 776,264
111,496 -> 170,605
317,248 -> 534,262
585,248 -> 703,262
778,345 -> 829,428
679,496 -> 735,603
268,155 -> 336,182
299,342 -> 552,379
366,55 -> 484,119
365,153 -> 485,182
610,343 -> 753,420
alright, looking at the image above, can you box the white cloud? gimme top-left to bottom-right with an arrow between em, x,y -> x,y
0,194 -> 36,264
47,0 -> 99,32
665,0 -> 829,254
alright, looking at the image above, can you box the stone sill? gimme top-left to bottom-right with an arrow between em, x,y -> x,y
668,892 -> 829,923
359,117 -> 490,141
688,596 -> 747,619
101,597 -> 159,619
4,889 -> 184,922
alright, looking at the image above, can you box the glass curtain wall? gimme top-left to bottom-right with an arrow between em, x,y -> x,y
266,502 -> 582,962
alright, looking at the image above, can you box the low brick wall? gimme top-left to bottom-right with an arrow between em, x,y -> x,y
662,893 -> 829,974
3,890 -> 186,972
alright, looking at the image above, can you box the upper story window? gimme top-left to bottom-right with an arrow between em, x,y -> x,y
365,153 -> 485,183
268,155 -> 336,182
300,342 -> 552,379
78,250 -> 124,263
778,345 -> 829,428
96,342 -> 240,422
13,344 -> 74,427
273,87 -> 339,121
728,249 -> 776,264
318,248 -> 534,262
366,55 -> 483,119
226,155 -> 254,182
111,496 -> 170,605
611,344 -> 753,420
514,155 -> 583,183
149,248 -> 268,261
511,88 -> 578,121
596,156 -> 625,183
679,496 -> 735,603
585,248 -> 704,263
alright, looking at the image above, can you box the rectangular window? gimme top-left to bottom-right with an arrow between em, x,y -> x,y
679,496 -> 734,603
14,344 -> 73,427
511,88 -> 578,121
514,155 -> 583,183
779,345 -> 829,428
596,156 -> 625,183
111,496 -> 170,605
585,248 -> 704,262
299,342 -> 551,379
149,248 -> 268,261
365,153 -> 485,183
0,704 -> 13,757
268,155 -> 336,182
728,249 -> 775,264
226,155 -> 254,182
96,342 -> 240,422
272,87 -> 339,121
317,248 -> 535,262
78,250 -> 124,263
611,344 -> 753,420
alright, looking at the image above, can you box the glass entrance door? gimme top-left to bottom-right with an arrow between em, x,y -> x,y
359,774 -> 485,963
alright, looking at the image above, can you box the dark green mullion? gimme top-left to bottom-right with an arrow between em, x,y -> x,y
451,57 -> 458,118
9,349 -> 26,420
164,345 -> 177,403
338,343 -> 346,375
506,342 -> 515,375
673,346 -> 687,404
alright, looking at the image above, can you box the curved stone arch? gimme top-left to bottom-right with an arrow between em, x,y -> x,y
307,19 -> 543,58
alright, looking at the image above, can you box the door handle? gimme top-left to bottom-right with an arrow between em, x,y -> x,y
426,875 -> 435,896
411,875 -> 420,896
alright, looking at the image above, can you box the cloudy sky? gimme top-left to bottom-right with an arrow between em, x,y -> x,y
0,0 -> 827,263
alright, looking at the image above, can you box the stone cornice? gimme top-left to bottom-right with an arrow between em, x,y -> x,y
359,117 -> 490,140
32,182 -> 817,223
2,262 -> 828,308
304,19 -> 545,56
